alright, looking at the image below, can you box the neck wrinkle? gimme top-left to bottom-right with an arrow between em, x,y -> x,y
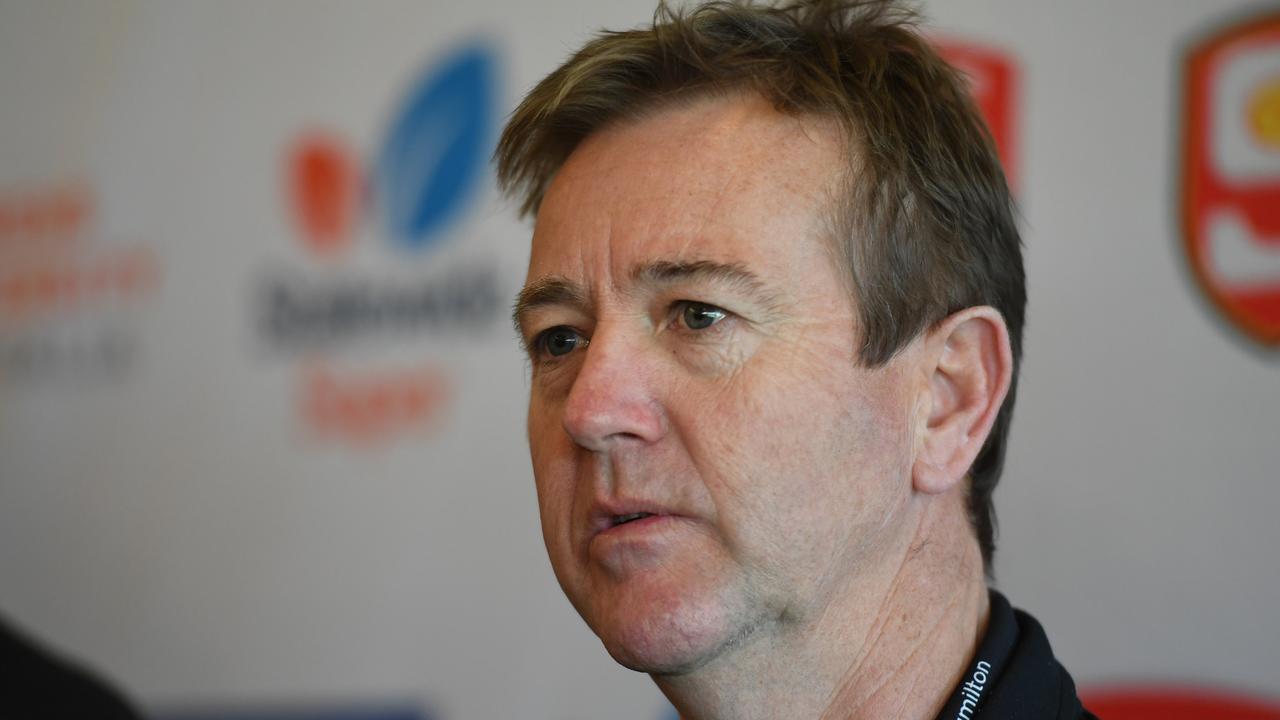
819,492 -> 990,720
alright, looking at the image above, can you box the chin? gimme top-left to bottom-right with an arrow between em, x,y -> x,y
587,573 -> 759,676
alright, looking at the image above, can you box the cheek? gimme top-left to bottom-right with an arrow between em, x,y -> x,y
527,400 -> 577,548
680,346 -> 914,562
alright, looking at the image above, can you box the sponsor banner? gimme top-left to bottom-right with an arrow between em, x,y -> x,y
160,705 -> 430,720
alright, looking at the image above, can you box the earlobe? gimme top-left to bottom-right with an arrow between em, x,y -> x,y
911,307 -> 1013,496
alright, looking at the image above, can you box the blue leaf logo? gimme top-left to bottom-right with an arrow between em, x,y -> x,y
377,43 -> 495,251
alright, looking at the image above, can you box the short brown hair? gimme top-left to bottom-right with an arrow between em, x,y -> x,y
495,0 -> 1025,569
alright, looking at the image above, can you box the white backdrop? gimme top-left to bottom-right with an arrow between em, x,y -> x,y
1,1 -> 1277,718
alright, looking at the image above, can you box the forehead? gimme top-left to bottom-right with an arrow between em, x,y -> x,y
528,93 -> 847,284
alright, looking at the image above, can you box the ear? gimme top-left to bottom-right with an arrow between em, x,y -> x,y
912,306 -> 1013,495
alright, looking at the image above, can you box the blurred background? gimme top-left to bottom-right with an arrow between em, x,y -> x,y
1,1 -> 1277,718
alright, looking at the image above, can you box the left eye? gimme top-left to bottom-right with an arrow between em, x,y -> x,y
679,302 -> 727,330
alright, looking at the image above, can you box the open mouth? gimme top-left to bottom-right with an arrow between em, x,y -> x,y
611,512 -> 654,527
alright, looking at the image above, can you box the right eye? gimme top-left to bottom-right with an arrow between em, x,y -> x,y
534,326 -> 587,358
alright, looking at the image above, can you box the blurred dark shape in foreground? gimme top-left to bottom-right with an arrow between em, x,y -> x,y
1,613 -> 142,719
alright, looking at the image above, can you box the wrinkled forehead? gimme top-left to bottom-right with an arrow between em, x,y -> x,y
527,93 -> 848,286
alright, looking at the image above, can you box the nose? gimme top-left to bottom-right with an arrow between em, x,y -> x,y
561,326 -> 667,452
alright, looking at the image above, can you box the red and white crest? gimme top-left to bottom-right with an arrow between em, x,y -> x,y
1182,12 -> 1280,348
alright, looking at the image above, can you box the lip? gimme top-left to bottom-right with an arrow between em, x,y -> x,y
593,513 -> 679,541
587,499 -> 683,540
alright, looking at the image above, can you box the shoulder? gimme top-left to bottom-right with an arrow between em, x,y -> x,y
978,593 -> 1096,719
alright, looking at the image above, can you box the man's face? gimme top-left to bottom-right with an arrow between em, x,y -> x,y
517,94 -> 923,674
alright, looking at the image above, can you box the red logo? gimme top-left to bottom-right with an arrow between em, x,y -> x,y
0,183 -> 158,323
299,362 -> 452,449
1084,685 -> 1280,719
936,39 -> 1020,190
1182,12 -> 1280,347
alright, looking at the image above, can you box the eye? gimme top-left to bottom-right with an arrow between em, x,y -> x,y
534,326 -> 587,358
679,302 -> 727,330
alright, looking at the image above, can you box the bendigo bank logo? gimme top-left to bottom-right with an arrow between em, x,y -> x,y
1182,11 -> 1280,348
263,42 -> 501,446
287,44 -> 494,256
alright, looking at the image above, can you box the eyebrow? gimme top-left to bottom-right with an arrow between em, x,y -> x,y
512,259 -> 784,337
512,277 -> 590,335
629,260 -> 779,308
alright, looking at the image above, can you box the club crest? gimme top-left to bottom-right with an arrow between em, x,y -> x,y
1181,11 -> 1280,348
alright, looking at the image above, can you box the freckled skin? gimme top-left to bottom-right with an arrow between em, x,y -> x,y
520,92 -> 926,679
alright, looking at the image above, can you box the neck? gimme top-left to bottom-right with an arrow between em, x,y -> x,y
655,490 -> 989,720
